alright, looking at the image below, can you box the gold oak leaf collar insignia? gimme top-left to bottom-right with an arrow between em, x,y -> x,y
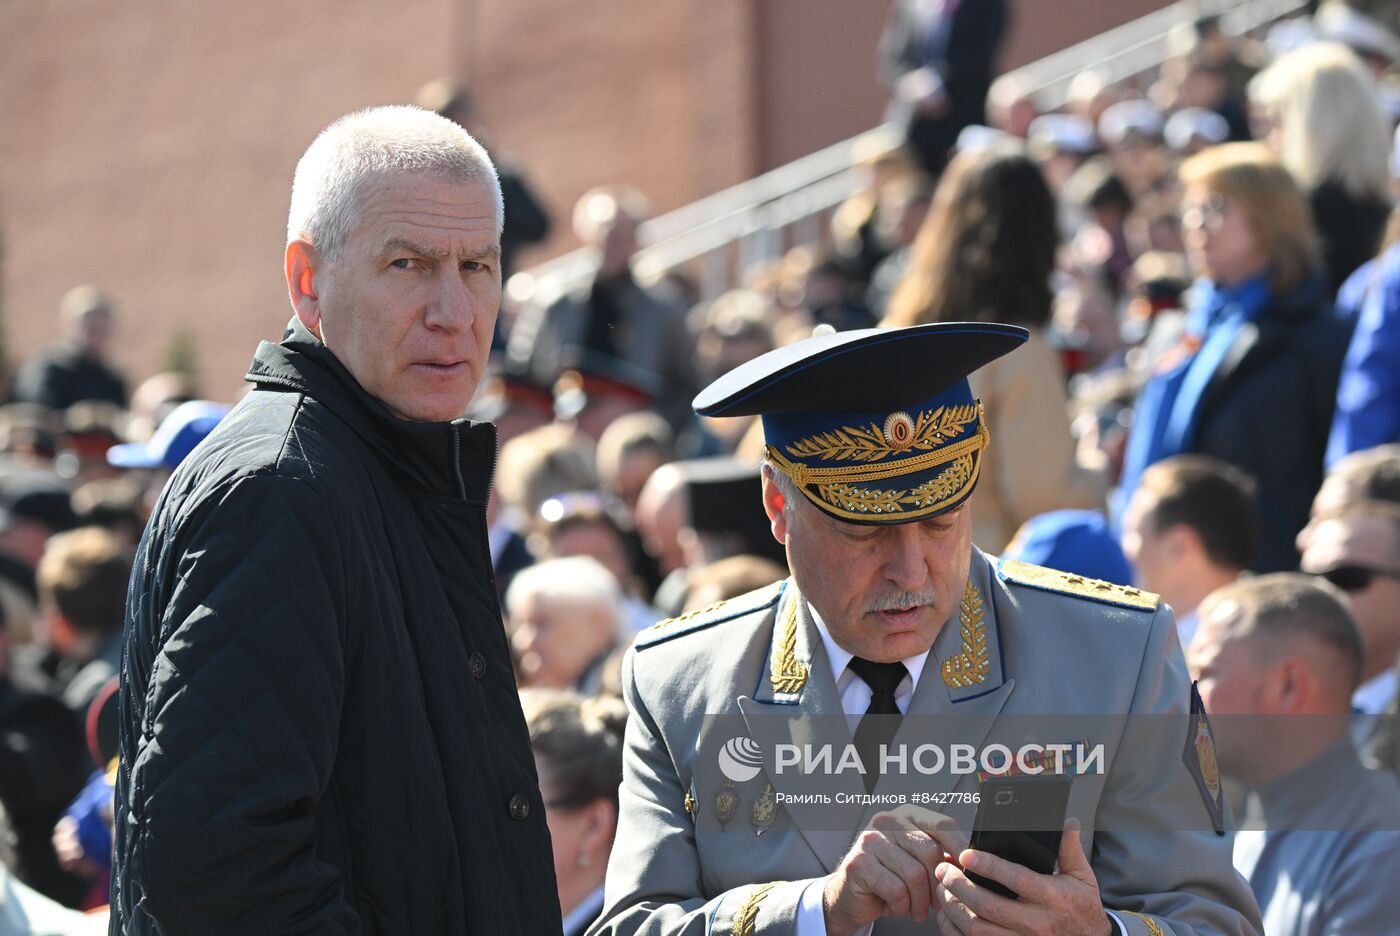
941,580 -> 990,688
769,595 -> 809,694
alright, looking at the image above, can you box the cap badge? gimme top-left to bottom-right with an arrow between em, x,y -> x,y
883,411 -> 916,451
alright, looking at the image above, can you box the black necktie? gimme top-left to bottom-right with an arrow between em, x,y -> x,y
848,657 -> 907,792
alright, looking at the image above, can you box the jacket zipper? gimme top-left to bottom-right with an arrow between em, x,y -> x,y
451,424 -> 467,500
483,425 -> 498,505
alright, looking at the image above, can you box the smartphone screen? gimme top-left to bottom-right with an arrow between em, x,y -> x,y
965,776 -> 1073,899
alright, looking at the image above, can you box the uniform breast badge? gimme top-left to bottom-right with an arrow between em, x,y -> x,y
715,778 -> 738,827
750,783 -> 777,834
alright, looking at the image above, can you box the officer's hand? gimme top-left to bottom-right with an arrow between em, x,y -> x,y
932,819 -> 1113,936
822,806 -> 969,936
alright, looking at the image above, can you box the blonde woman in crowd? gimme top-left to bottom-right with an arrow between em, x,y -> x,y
1250,41 -> 1394,293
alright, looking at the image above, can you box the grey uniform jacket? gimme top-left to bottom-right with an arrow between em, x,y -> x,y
590,549 -> 1262,936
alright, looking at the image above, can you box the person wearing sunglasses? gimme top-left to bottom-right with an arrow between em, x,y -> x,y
1300,503 -> 1400,733
1311,562 -> 1400,593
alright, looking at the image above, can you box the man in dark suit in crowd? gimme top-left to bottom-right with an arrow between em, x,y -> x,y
878,0 -> 1010,176
10,286 -> 127,411
507,186 -> 695,433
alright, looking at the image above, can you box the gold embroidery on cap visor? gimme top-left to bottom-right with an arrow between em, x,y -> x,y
767,405 -> 988,522
788,404 -> 978,463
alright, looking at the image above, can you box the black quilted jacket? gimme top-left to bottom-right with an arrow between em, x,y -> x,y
110,320 -> 560,935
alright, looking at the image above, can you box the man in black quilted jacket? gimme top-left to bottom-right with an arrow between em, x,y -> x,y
109,106 -> 562,934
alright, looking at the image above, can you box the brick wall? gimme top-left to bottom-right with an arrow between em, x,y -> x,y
0,0 -> 459,401
0,0 -> 1174,403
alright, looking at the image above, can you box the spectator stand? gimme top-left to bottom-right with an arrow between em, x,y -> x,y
507,0 -> 1310,311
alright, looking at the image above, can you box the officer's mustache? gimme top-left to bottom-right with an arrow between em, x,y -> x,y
865,590 -> 936,613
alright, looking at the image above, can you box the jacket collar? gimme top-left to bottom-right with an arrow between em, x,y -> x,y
736,552 -> 1015,868
1245,736 -> 1370,828
1201,272 -> 1330,412
747,549 -> 1009,709
244,317 -> 496,501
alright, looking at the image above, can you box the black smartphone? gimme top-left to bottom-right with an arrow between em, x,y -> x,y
965,775 -> 1073,899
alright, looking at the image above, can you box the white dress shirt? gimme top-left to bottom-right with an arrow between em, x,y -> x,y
793,602 -> 1129,936
1353,667 -> 1397,716
812,604 -> 931,729
1175,609 -> 1199,650
561,884 -> 606,936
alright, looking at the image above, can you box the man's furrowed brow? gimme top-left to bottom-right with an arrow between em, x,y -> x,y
380,237 -> 449,261
380,237 -> 501,264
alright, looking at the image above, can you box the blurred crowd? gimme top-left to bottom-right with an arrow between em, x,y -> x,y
3,1 -> 1400,932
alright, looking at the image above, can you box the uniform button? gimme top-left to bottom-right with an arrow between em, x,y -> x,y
508,793 -> 530,821
469,652 -> 487,679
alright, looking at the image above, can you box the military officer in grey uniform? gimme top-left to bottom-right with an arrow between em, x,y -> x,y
590,323 -> 1262,936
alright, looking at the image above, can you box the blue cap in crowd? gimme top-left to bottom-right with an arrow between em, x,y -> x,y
1003,509 -> 1134,586
107,400 -> 230,470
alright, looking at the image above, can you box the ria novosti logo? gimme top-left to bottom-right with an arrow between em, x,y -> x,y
715,735 -> 1106,780
717,737 -> 764,782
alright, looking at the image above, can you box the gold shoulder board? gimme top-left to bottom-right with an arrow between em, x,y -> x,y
635,581 -> 784,650
998,559 -> 1159,612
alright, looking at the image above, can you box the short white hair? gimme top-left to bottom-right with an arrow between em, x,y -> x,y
287,105 -> 503,261
761,460 -> 801,519
505,556 -> 627,639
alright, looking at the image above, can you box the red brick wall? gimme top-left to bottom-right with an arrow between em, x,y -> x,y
0,0 -> 459,402
1002,0 -> 1178,70
469,0 -> 758,260
0,0 -> 1174,403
